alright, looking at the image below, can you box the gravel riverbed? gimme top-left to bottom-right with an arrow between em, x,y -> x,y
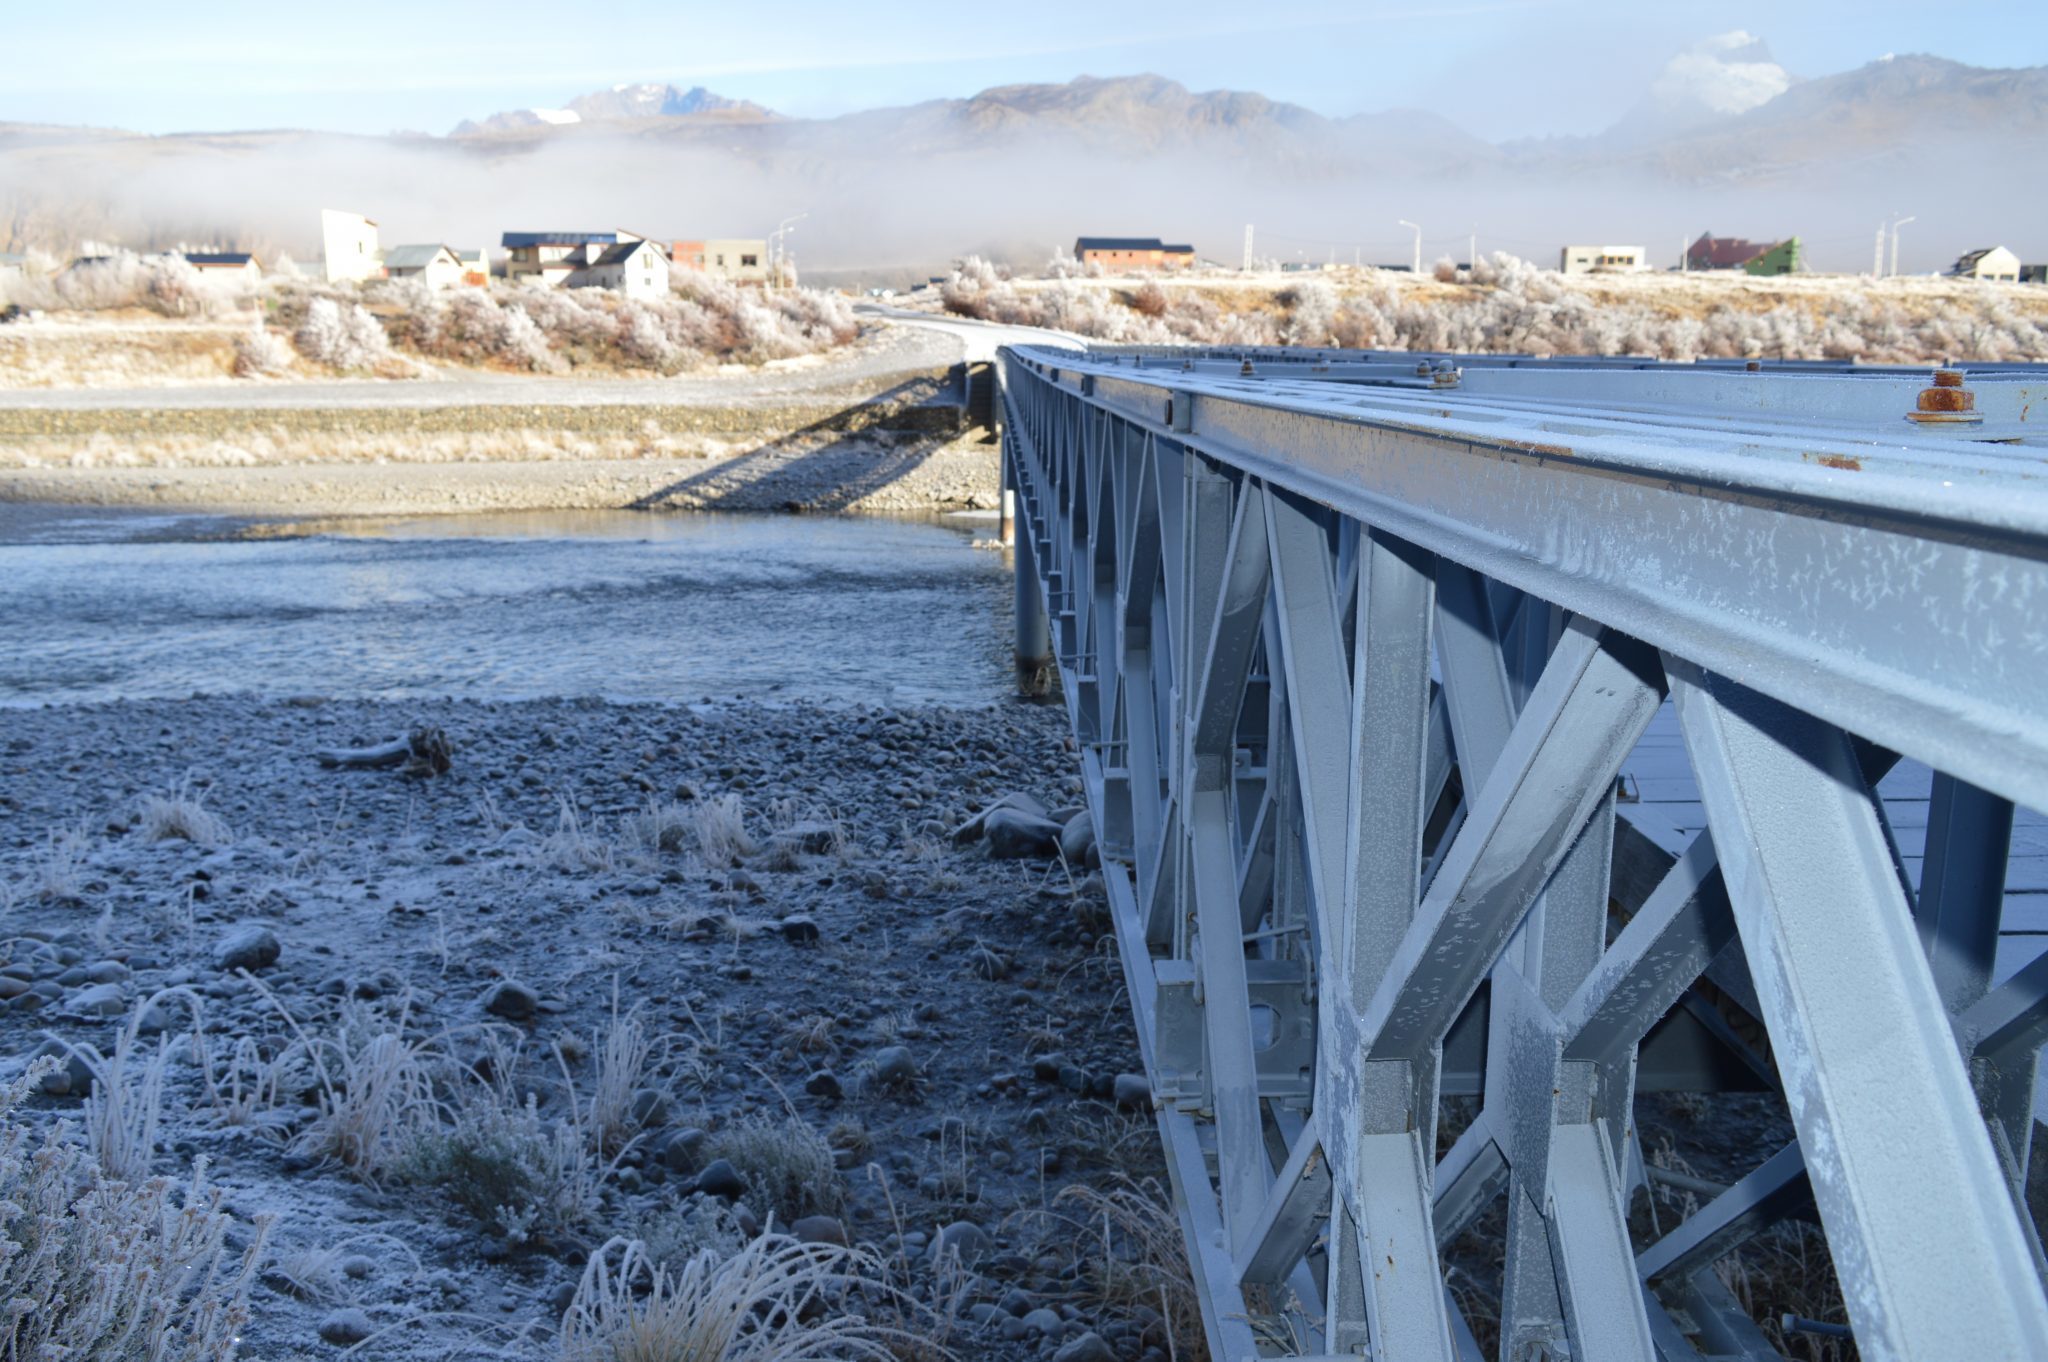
0,695 -> 1189,1361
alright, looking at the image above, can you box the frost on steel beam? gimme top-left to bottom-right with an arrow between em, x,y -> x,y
1183,471 -> 1269,1248
1009,349 -> 2048,816
1560,831 -> 1736,1066
1671,661 -> 2048,1356
1362,621 -> 1667,1060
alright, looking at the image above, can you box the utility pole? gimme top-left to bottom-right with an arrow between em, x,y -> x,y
1242,225 -> 1254,272
1468,227 -> 1477,269
1890,215 -> 1916,278
1873,223 -> 1887,278
1398,219 -> 1421,275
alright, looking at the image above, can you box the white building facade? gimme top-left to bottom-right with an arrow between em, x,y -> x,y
1560,245 -> 1650,275
1950,246 -> 2021,282
322,209 -> 381,284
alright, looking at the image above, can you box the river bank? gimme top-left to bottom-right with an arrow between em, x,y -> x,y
0,321 -> 1000,516
0,694 -> 1194,1362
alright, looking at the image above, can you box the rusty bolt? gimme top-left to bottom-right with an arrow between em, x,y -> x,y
1908,368 -> 1983,424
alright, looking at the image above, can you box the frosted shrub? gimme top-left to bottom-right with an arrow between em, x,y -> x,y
15,250 -> 227,317
0,1061 -> 272,1362
1280,280 -> 1338,346
232,321 -> 293,377
293,296 -> 393,370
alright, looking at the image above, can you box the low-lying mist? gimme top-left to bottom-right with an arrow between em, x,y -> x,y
1,126 -> 2038,280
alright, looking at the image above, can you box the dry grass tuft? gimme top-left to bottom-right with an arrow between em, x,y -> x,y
1055,1177 -> 1208,1360
691,793 -> 758,870
560,1234 -> 930,1362
139,781 -> 232,845
707,1113 -> 845,1226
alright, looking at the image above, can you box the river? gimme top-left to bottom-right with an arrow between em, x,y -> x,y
0,503 -> 1015,707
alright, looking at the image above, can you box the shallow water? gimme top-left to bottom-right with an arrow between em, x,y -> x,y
0,504 -> 1015,706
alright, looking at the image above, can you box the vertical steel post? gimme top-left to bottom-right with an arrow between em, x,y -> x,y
1014,478 -> 1052,696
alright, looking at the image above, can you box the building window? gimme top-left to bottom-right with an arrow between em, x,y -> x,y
741,254 -> 758,267
716,255 -> 725,267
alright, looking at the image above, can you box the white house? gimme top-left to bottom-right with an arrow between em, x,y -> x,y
321,209 -> 380,284
0,252 -> 26,285
383,244 -> 464,289
502,230 -> 642,287
186,252 -> 263,284
456,250 -> 490,286
577,238 -> 670,300
1560,245 -> 1650,275
1949,246 -> 2021,282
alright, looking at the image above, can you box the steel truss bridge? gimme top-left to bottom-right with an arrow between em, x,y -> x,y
996,345 -> 2048,1361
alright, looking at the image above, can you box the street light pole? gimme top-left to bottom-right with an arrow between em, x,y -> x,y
1398,219 -> 1422,275
1889,215 -> 1916,278
771,212 -> 808,291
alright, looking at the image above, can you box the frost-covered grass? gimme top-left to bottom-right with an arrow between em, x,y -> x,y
0,1058 -> 272,1362
561,1234 -> 926,1362
942,254 -> 2048,363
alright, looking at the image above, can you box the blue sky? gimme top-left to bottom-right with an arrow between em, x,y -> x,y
7,0 -> 2045,138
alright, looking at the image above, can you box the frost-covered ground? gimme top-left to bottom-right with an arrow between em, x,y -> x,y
0,696 -> 1196,1361
0,252 -> 865,385
934,256 -> 2048,363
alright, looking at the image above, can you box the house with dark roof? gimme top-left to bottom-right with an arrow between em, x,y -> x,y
1686,233 -> 1801,276
185,252 -> 263,283
580,238 -> 669,300
501,231 -> 631,287
1073,237 -> 1197,272
383,244 -> 464,289
1949,246 -> 2020,282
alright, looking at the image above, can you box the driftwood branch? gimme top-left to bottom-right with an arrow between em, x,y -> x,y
315,727 -> 452,778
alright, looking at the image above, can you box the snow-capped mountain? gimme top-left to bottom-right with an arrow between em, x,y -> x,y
452,84 -> 774,135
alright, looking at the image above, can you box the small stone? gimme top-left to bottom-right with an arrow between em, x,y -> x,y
656,1127 -> 706,1174
1059,811 -> 1095,864
29,1040 -> 94,1098
775,822 -> 842,855
791,1215 -> 848,1246
85,960 -> 131,985
212,925 -> 280,973
983,808 -> 1063,860
338,1255 -> 377,1279
693,1158 -> 746,1200
929,1220 -> 993,1266
1113,1073 -> 1152,1110
61,982 -> 128,1019
628,1088 -> 669,1127
482,980 -> 538,1021
1054,1332 -> 1117,1362
950,792 -> 1048,845
804,1069 -> 844,1100
871,1045 -> 919,1086
1022,1307 -> 1065,1336
317,1308 -> 375,1345
777,915 -> 821,945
